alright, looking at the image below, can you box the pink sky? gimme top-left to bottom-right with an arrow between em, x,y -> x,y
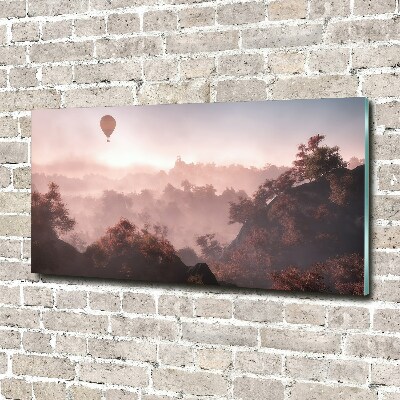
32,98 -> 367,178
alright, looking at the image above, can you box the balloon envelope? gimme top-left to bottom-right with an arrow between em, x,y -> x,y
100,115 -> 116,139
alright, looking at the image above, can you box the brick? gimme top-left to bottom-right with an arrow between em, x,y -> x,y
22,332 -> 52,353
139,80 -> 209,105
218,2 -> 265,25
234,299 -> 283,323
235,351 -> 281,374
182,321 -> 257,346
345,333 -> 400,359
88,338 -> 157,362
179,7 -> 215,28
285,303 -> 325,326
143,10 -> 176,31
28,0 -> 89,16
0,192 -> 30,213
24,286 -> 53,308
159,343 -> 193,367
12,21 -> 39,42
0,89 -> 61,112
0,142 -> 28,163
166,31 -> 239,54
374,309 -> 400,333
70,385 -> 102,400
233,376 -> 284,400
30,42 -> 93,63
42,20 -> 73,40
56,289 -> 86,309
261,328 -> 341,354
89,291 -> 120,312
153,368 -> 228,396
10,67 -> 37,87
0,215 -> 30,236
328,306 -> 369,329
378,164 -> 400,191
326,18 -> 400,44
74,61 -> 141,84
13,354 -> 75,379
363,74 -> 399,98
0,285 -> 20,305
80,362 -> 148,387
218,53 -> 264,76
0,352 -> 7,373
0,0 -> 26,18
197,348 -> 232,370
64,86 -> 133,108
0,307 -> 39,329
0,116 -> 18,138
286,357 -> 328,380
122,292 -> 156,314
22,239 -> 30,259
290,382 -> 375,400
0,69 -> 6,87
310,0 -> 349,17
381,394 -> 400,400
91,0 -> 157,10
143,58 -> 178,81
13,167 -> 31,189
43,311 -> 108,334
373,226 -> 400,249
74,17 -> 105,37
374,251 -> 400,275
33,382 -> 67,400
0,46 -> 26,66
372,363 -> 400,386
195,297 -> 232,319
108,13 -> 140,34
105,389 -> 138,400
56,334 -> 87,356
354,0 -> 395,15
0,167 -> 11,188
268,0 -> 307,20
0,330 -> 21,349
270,75 -> 358,100
374,135 -> 400,161
308,48 -> 349,73
329,360 -> 369,384
242,24 -> 323,49
1,379 -> 32,399
373,280 -> 400,302
111,315 -> 178,340
0,240 -> 21,258
180,57 -> 215,79
42,65 -> 73,86
216,79 -> 266,102
353,45 -> 400,69
18,116 -> 31,138
372,196 -> 400,221
0,262 -> 38,282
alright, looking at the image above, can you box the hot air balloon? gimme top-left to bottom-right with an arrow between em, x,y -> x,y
100,115 -> 116,142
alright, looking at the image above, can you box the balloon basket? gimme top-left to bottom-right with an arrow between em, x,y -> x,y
107,139 -> 110,142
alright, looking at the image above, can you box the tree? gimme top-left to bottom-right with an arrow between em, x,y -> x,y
86,218 -> 176,269
293,134 -> 347,182
228,197 -> 254,224
196,233 -> 223,261
270,253 -> 364,295
32,182 -> 75,238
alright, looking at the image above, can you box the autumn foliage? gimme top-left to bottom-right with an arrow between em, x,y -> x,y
271,253 -> 364,295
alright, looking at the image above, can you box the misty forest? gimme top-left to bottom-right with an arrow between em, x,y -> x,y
32,135 -> 365,294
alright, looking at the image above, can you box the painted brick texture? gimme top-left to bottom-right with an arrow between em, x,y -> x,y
0,0 -> 399,398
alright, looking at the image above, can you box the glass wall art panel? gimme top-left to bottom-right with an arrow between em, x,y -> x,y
32,97 -> 369,295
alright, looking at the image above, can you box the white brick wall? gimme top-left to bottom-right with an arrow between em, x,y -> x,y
0,0 -> 399,398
